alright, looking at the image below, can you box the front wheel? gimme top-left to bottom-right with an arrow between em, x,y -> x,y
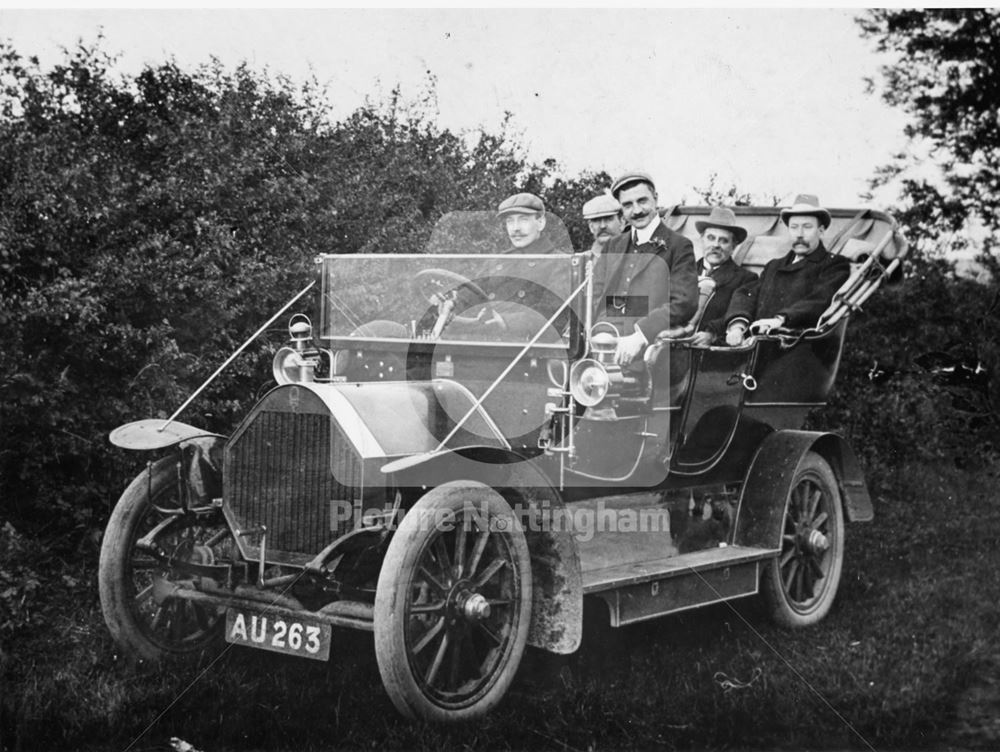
761,451 -> 845,628
99,455 -> 231,662
374,482 -> 532,721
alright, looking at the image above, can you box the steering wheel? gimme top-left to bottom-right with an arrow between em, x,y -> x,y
414,268 -> 498,338
415,268 -> 489,305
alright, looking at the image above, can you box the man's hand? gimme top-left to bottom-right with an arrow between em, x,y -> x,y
480,309 -> 507,332
615,331 -> 646,365
466,306 -> 506,332
690,331 -> 715,348
725,323 -> 747,347
750,316 -> 786,335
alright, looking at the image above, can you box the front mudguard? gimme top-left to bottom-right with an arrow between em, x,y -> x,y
109,418 -> 226,507
388,446 -> 583,655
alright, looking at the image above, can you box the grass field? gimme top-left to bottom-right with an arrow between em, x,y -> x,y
3,458 -> 1000,751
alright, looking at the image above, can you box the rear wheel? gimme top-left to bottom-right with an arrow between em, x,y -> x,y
761,451 -> 845,627
99,456 -> 230,662
374,482 -> 531,721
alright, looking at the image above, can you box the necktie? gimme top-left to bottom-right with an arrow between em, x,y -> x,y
632,230 -> 639,247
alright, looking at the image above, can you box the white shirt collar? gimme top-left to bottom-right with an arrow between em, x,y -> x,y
633,213 -> 662,245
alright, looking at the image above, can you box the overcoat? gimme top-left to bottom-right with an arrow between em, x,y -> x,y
696,257 -> 759,339
724,242 -> 850,329
597,221 -> 698,341
474,235 -> 573,339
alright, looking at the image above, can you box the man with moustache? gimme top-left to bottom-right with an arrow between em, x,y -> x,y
581,194 -> 624,256
443,192 -> 571,340
580,193 -> 624,302
724,194 -> 850,346
688,206 -> 758,348
498,192 -> 555,254
598,171 -> 698,366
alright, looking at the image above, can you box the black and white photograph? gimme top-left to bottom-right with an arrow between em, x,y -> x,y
1,7 -> 998,751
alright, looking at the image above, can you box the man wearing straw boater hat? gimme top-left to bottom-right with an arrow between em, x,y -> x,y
689,206 -> 758,348
723,194 -> 850,346
597,170 -> 698,366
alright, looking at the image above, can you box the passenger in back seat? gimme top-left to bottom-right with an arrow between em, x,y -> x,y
597,170 -> 698,366
688,207 -> 758,347
723,194 -> 850,346
581,194 -> 625,257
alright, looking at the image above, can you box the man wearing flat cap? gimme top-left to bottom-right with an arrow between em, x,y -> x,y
497,192 -> 553,252
450,192 -> 570,340
598,171 -> 698,366
724,194 -> 850,346
581,194 -> 625,256
689,206 -> 758,348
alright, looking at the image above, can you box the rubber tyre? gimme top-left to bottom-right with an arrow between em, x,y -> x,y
761,451 -> 845,628
98,456 -> 226,662
374,482 -> 531,722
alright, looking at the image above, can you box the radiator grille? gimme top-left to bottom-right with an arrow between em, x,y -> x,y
225,411 -> 362,559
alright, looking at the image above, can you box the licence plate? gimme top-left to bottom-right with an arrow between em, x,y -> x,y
225,608 -> 332,661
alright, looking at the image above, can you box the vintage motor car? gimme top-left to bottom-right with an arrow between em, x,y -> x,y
99,206 -> 907,722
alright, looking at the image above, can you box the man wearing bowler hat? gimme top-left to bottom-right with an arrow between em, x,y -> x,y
689,206 -> 758,348
724,194 -> 850,346
581,194 -> 624,256
598,171 -> 698,366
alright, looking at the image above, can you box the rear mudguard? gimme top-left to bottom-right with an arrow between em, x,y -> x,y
388,446 -> 583,655
733,430 -> 872,551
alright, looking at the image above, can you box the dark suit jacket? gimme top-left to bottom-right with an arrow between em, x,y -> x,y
478,235 -> 573,339
724,242 -> 851,329
597,220 -> 698,341
697,258 -> 758,338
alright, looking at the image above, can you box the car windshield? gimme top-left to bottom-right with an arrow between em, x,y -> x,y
317,212 -> 587,351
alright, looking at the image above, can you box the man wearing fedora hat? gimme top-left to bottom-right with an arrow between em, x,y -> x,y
723,194 -> 850,346
689,206 -> 758,348
581,194 -> 625,256
597,171 -> 698,366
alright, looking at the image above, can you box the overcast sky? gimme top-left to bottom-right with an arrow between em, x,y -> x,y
1,8 -> 910,209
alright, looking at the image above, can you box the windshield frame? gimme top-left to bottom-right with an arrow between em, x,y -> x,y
314,252 -> 590,357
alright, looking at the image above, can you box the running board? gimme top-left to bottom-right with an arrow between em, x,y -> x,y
583,545 -> 776,627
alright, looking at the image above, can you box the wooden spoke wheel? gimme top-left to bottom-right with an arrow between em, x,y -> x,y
761,451 -> 845,628
99,456 -> 230,662
374,482 -> 531,721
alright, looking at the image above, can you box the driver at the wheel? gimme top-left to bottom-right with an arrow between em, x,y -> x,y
446,192 -> 572,340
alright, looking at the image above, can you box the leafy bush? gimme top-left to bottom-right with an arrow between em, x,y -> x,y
0,40 -> 611,543
0,522 -> 46,642
811,253 -> 1000,488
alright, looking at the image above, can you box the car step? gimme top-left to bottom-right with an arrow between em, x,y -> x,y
582,544 -> 776,594
583,545 -> 776,626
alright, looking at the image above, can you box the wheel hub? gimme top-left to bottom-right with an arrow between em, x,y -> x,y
457,592 -> 492,621
801,528 -> 829,555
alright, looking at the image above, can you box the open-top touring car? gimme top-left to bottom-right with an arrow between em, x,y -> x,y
99,206 -> 907,721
